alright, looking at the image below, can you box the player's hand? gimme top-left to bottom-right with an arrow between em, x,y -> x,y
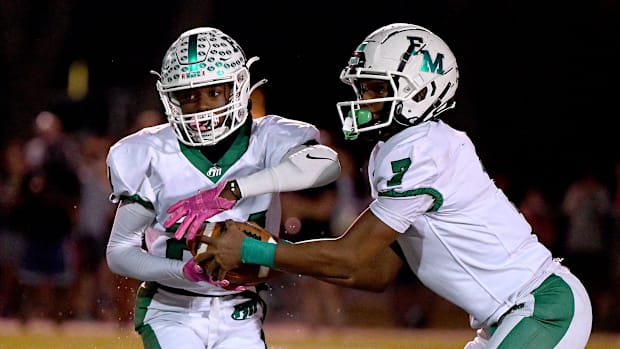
201,220 -> 247,280
164,181 -> 236,240
182,259 -> 247,291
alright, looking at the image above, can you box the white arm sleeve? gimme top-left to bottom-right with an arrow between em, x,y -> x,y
106,201 -> 185,282
236,144 -> 340,198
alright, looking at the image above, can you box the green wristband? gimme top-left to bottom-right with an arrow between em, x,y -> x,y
240,237 -> 276,268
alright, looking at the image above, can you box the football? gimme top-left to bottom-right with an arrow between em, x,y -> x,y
187,220 -> 283,286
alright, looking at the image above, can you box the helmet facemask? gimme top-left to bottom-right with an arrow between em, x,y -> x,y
338,69 -> 419,140
158,68 -> 250,146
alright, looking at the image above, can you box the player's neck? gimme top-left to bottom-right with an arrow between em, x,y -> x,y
198,129 -> 237,163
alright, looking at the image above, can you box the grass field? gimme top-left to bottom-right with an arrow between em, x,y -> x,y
0,320 -> 619,349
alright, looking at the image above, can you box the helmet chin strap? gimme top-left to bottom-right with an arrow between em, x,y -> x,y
360,107 -> 406,143
377,120 -> 407,141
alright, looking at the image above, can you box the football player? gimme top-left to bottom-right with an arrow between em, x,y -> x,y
105,27 -> 340,349
200,23 -> 593,348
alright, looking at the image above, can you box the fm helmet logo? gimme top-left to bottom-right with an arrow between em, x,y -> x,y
405,36 -> 445,75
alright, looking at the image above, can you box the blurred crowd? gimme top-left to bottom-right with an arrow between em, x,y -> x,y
1,107 -> 619,333
0,109 -> 159,327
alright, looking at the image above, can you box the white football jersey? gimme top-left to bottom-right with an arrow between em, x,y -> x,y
107,115 -> 320,294
368,120 -> 552,327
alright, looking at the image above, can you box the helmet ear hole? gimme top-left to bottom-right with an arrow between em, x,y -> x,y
394,102 -> 415,126
395,103 -> 403,116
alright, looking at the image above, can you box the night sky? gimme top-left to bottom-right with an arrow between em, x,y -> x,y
1,0 -> 617,203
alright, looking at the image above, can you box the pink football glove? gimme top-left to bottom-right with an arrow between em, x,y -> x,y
182,259 -> 246,291
164,181 -> 236,240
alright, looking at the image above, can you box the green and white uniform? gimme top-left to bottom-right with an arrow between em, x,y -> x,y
368,120 -> 592,348
107,115 -> 320,349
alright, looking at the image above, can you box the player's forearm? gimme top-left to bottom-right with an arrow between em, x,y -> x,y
239,239 -> 396,291
236,232 -> 359,278
106,201 -> 184,282
106,242 -> 184,282
322,247 -> 404,292
235,144 -> 340,197
273,238 -> 362,278
240,208 -> 400,284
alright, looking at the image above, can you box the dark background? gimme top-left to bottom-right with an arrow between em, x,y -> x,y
0,0 -> 617,203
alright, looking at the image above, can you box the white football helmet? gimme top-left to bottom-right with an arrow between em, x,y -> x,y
337,23 -> 459,140
155,27 -> 260,146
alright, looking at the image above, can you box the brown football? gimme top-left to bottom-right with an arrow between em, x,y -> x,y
187,220 -> 283,286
